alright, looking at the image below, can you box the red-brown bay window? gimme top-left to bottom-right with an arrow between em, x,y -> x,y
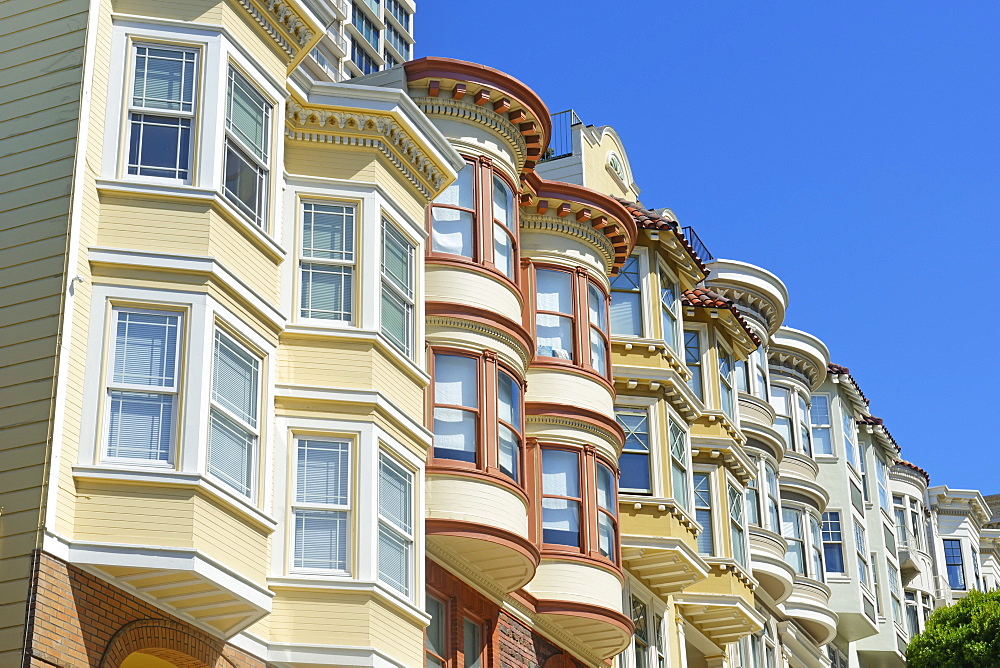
430,348 -> 525,484
538,444 -> 619,565
429,155 -> 519,282
531,264 -> 611,380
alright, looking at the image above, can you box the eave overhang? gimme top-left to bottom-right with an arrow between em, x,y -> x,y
229,0 -> 324,73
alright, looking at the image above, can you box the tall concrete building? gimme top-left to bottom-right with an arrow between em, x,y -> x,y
1,1 -> 996,667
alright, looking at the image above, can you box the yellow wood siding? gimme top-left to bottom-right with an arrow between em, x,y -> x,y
0,0 -> 88,659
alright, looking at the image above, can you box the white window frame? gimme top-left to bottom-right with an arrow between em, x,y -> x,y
380,217 -> 416,357
377,449 -> 415,598
810,393 -> 833,456
103,306 -> 183,466
657,261 -> 680,352
616,404 -> 653,495
299,200 -> 357,323
223,64 -> 273,230
290,437 -> 352,574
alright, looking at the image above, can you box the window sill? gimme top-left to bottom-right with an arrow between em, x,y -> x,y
73,464 -> 278,532
94,179 -> 287,262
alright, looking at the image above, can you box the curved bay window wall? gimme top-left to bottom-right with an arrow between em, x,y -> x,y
746,455 -> 782,534
769,384 -> 812,455
540,445 -> 619,564
735,349 -> 769,401
782,506 -> 825,581
428,157 -> 519,282
532,265 -> 611,379
430,349 -> 525,484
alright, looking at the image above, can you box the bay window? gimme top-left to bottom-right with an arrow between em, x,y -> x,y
659,266 -> 679,350
540,445 -> 619,563
822,511 -> 845,574
843,405 -> 859,469
208,329 -> 261,498
684,330 -> 703,399
669,419 -> 691,510
224,67 -> 271,229
429,159 -> 520,281
771,385 -> 811,454
300,202 -> 355,321
944,539 -> 965,589
783,508 -> 805,574
430,350 -> 524,484
127,45 -> 197,180
718,348 -> 735,418
893,496 -> 909,547
616,407 -> 651,494
610,255 -> 642,336
105,308 -> 181,463
770,386 -> 792,448
694,472 -> 714,555
810,394 -> 832,455
292,439 -> 350,572
533,266 -> 610,378
729,483 -> 747,566
381,219 -> 415,355
746,456 -> 782,534
377,452 -> 413,596
856,521 -> 869,588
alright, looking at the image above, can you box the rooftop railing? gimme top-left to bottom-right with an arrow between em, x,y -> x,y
682,226 -> 714,263
540,109 -> 582,162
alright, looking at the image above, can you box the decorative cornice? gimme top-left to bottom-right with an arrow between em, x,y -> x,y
286,101 -> 449,199
232,0 -> 315,59
412,96 -> 528,168
520,213 -> 617,274
426,315 -> 530,367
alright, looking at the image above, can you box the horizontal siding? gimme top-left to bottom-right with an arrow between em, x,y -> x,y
0,0 -> 87,659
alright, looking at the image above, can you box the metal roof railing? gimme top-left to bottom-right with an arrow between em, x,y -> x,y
540,109 -> 582,162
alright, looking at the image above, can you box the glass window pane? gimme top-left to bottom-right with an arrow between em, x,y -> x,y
224,140 -> 266,226
426,597 -> 446,658
133,46 -> 196,111
106,391 -> 173,461
113,311 -> 179,387
212,330 -> 259,427
464,618 -> 483,668
434,354 -> 478,408
127,114 -> 191,179
542,449 -> 580,496
382,221 -> 413,297
542,498 -> 580,546
492,175 -> 514,229
377,524 -> 410,594
497,425 -> 519,482
494,224 -> 514,278
434,163 -> 474,208
227,68 -> 269,160
208,410 -> 254,496
432,207 -> 474,257
536,269 -> 573,314
301,263 -> 352,320
589,283 -> 607,332
497,370 -> 520,426
380,286 -> 411,353
598,512 -> 615,560
597,462 -> 615,513
611,291 -> 641,336
303,203 -> 354,260
536,314 -> 574,360
297,440 -> 349,505
293,508 -> 347,570
621,453 -> 651,492
590,328 -> 607,375
379,453 -> 412,534
433,408 -> 477,462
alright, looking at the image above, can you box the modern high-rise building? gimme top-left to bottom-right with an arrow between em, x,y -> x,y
1,1 -> 996,667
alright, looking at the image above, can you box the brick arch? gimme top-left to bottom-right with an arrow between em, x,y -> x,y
99,619 -> 238,668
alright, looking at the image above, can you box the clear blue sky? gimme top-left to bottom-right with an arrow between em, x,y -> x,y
415,1 -> 1000,494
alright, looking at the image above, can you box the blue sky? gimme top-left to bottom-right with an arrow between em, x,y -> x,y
415,1 -> 1000,493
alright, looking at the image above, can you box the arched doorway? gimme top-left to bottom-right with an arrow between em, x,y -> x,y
120,651 -> 197,668
99,619 -> 236,668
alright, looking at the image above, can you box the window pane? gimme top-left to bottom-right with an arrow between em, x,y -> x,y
293,509 -> 347,570
113,311 -> 179,387
610,291 -> 641,336
378,524 -> 410,594
672,463 -> 689,509
379,453 -> 413,534
597,462 -> 616,513
433,408 -> 477,461
589,283 -> 607,333
536,314 -> 574,360
685,331 -> 702,398
590,328 -> 607,375
813,427 -> 833,455
301,263 -> 352,320
208,410 -> 254,496
497,370 -> 520,426
492,175 -> 514,228
227,68 -> 269,160
542,449 -> 580,496
380,286 -> 411,353
382,222 -> 413,297
493,224 -> 514,278
536,269 -> 573,313
212,330 -> 259,427
224,140 -> 266,227
811,395 -> 830,424
598,512 -> 615,560
127,114 -> 191,179
297,440 -> 349,505
434,354 -> 478,407
303,203 -> 354,260
107,391 -> 173,461
426,597 -> 446,660
464,618 -> 483,668
621,453 -> 651,493
498,424 -> 520,482
133,46 -> 196,111
431,208 -> 474,257
435,164 -> 474,208
542,498 -> 580,546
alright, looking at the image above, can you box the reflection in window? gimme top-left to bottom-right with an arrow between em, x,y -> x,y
432,354 -> 479,463
685,330 -> 703,399
694,473 -> 714,555
616,407 -> 651,493
535,269 -> 575,361
610,255 -> 642,336
541,449 -> 581,547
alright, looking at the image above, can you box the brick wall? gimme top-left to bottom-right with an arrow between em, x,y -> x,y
22,551 -> 268,668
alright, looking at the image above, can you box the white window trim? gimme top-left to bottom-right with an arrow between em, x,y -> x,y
683,323 -> 709,406
290,436 -> 353,575
693,465 -> 718,557
296,197 -> 360,326
656,258 -> 681,352
624,576 -> 668,668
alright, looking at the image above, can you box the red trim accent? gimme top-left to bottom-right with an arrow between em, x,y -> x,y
426,301 -> 533,360
524,401 -> 625,445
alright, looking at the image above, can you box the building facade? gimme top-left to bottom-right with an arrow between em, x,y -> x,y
1,1 -> 997,667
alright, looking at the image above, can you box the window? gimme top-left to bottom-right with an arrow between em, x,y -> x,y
534,266 -> 610,377
729,483 -> 747,566
463,618 -> 483,668
292,439 -> 349,571
859,444 -> 870,502
888,565 -> 902,626
783,508 -> 805,575
694,472 -> 714,555
610,255 -> 642,336
224,67 -> 271,229
596,462 -> 618,562
872,553 -> 882,614
127,45 -> 197,180
842,405 -> 858,469
894,496 -> 909,548
669,419 -> 690,511
426,596 -> 447,668
351,37 -> 379,75
383,51 -> 398,69
386,0 -> 410,30
381,220 -> 415,355
746,459 -> 760,527
429,160 -> 520,280
718,348 -> 735,418
300,202 -> 355,321
905,591 -> 919,637
653,614 -> 666,668
631,596 -> 649,668
541,448 -> 581,548
909,497 -> 923,551
735,359 -> 749,393
855,521 -> 869,589
875,455 -> 890,513
616,407 -> 651,494
972,549 -> 982,590
753,350 -> 768,401
810,394 -> 832,455
684,330 -> 703,399
377,452 -> 413,596
430,351 -> 524,484
659,267 -> 679,350
352,3 -> 380,48
765,462 -> 781,532
385,22 -> 409,59
796,394 -> 811,456
770,386 -> 792,449
208,329 -> 261,498
497,369 -> 523,482
822,512 -> 846,573
432,353 -> 479,463
105,308 -> 181,463
809,514 -> 824,581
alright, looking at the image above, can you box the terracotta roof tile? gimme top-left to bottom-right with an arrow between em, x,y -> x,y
855,414 -> 901,452
614,198 -> 710,277
827,362 -> 870,405
895,459 -> 930,483
682,288 -> 762,347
